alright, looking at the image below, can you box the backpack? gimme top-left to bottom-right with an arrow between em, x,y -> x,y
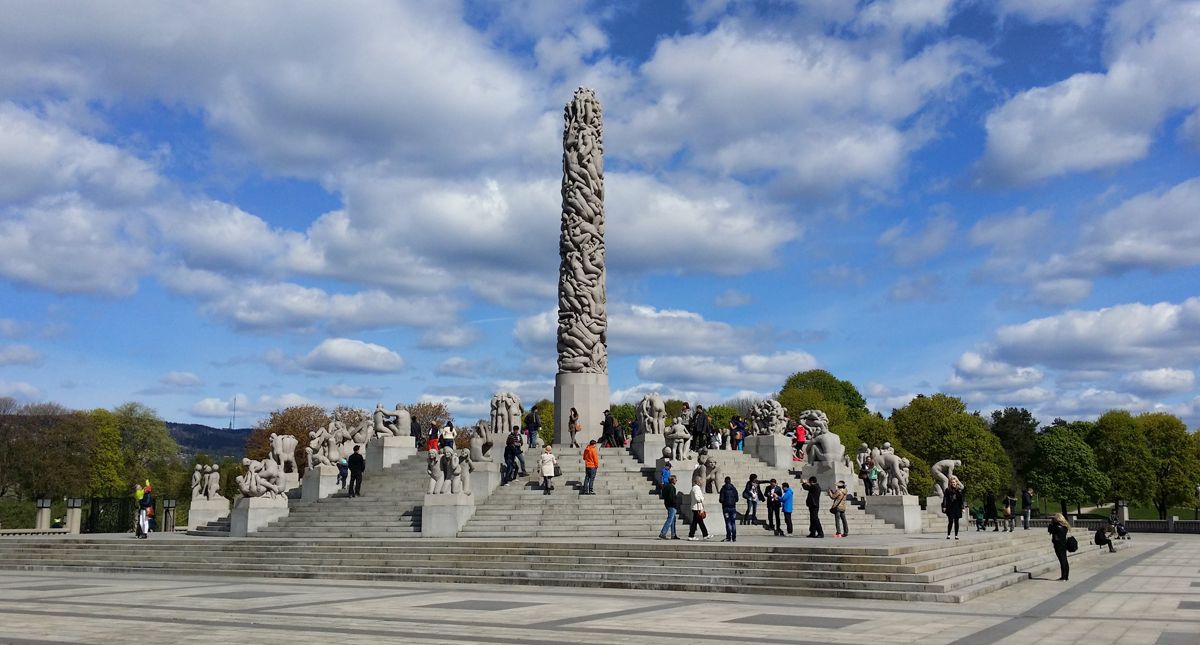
1066,535 -> 1078,552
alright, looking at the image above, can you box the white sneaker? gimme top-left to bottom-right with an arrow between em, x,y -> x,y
688,536 -> 699,541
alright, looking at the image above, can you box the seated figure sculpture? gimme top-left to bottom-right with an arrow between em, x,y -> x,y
703,454 -> 720,494
468,427 -> 492,462
798,410 -> 845,465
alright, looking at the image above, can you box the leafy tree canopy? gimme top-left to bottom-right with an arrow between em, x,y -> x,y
988,407 -> 1039,486
1138,412 -> 1200,520
1090,410 -> 1153,505
780,369 -> 868,419
1029,425 -> 1109,511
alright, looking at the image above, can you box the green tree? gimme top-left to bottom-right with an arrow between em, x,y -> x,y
88,408 -> 126,496
13,411 -> 96,498
114,402 -> 180,484
1138,412 -> 1200,520
779,369 -> 868,419
1048,418 -> 1098,445
891,394 -> 1014,497
988,407 -> 1039,486
706,405 -> 737,433
1029,425 -> 1110,516
609,402 -> 635,426
1090,410 -> 1153,505
664,399 -> 685,421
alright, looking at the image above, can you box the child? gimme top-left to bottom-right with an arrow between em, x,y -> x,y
337,458 -> 349,489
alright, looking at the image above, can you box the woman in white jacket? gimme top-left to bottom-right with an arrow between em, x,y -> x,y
538,445 -> 558,495
688,481 -> 710,540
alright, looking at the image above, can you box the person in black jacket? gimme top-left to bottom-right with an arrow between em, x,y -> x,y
1049,513 -> 1071,580
942,476 -> 965,540
764,479 -> 783,532
801,477 -> 824,538
741,475 -> 763,525
658,475 -> 679,540
524,405 -> 541,449
719,476 -> 739,542
347,445 -> 366,498
984,490 -> 999,531
601,410 -> 618,448
1022,487 -> 1034,530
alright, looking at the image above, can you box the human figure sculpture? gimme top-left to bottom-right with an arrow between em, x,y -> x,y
468,427 -> 492,462
691,460 -> 706,489
374,403 -> 412,437
870,448 -> 911,495
636,392 -> 666,435
703,454 -> 720,494
191,464 -> 204,500
798,410 -> 845,465
749,399 -> 788,435
881,442 -> 895,455
237,457 -> 283,498
268,432 -> 299,474
856,443 -> 870,470
440,446 -> 461,494
931,459 -> 962,497
205,464 -> 221,500
426,449 -> 444,494
664,418 -> 692,461
556,88 -> 608,375
489,392 -> 523,441
457,448 -> 474,495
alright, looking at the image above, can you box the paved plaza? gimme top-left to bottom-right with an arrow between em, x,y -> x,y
0,535 -> 1195,644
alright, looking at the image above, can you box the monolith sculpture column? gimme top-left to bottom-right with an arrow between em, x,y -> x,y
553,88 -> 610,446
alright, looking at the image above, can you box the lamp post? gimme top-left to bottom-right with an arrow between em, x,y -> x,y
34,497 -> 52,530
162,498 -> 177,533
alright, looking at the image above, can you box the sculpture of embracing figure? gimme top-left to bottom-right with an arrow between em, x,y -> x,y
636,393 -> 666,435
798,409 -> 845,465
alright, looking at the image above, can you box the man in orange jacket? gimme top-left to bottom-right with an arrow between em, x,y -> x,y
582,440 -> 599,495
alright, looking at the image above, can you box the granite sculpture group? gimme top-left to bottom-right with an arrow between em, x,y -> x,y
236,456 -> 284,499
490,392 -> 523,437
426,446 -> 477,495
190,464 -> 222,501
636,392 -> 666,435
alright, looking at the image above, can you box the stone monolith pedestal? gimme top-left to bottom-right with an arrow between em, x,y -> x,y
924,496 -> 962,518
554,373 -> 610,446
471,461 -> 502,501
301,464 -> 340,502
186,497 -> 232,531
800,460 -> 859,497
367,435 -> 416,472
283,471 -> 300,492
745,434 -> 794,469
865,495 -> 922,533
630,432 -> 665,464
421,493 -> 475,537
230,496 -> 289,537
65,507 -> 83,534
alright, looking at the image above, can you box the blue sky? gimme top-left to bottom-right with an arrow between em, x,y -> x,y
1,0 -> 1198,429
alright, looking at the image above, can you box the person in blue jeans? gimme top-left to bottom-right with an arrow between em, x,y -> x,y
658,475 -> 680,540
741,474 -> 763,525
780,481 -> 795,535
719,476 -> 739,542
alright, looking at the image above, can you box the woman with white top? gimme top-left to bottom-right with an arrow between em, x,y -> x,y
538,445 -> 558,495
438,422 -> 456,449
688,480 -> 710,540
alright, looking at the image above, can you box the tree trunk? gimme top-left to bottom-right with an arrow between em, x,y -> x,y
1059,499 -> 1068,516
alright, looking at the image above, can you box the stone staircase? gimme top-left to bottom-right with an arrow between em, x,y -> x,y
458,447 -> 666,538
187,516 -> 231,537
0,531 -> 1125,603
251,452 -> 427,538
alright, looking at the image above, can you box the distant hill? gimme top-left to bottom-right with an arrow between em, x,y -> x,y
166,422 -> 253,460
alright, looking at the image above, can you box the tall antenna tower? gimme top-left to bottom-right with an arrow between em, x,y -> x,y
229,396 -> 237,431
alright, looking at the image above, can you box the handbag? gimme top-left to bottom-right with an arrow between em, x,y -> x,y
697,510 -> 707,520
553,464 -> 561,477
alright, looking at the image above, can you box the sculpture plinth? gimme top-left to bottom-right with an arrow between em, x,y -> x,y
864,495 -> 922,533
301,463 -> 341,502
421,492 -> 475,537
630,431 -> 665,464
186,497 -> 232,531
553,88 -> 610,445
230,495 -> 289,537
367,435 -> 416,472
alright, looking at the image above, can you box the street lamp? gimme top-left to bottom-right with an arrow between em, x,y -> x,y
35,497 -> 51,509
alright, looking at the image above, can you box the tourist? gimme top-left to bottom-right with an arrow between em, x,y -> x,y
438,421 -> 456,449
943,475 -> 964,540
827,480 -> 849,537
510,427 -> 528,476
1002,491 -> 1017,532
1094,525 -> 1116,553
601,409 -> 618,448
425,422 -> 439,451
801,476 -> 824,538
568,407 -> 581,449
688,478 -> 710,540
659,458 -> 672,495
336,458 -> 348,489
347,445 -> 365,498
1022,487 -> 1034,530
582,439 -> 599,495
719,420 -> 731,450
134,483 -> 152,539
780,482 -> 795,536
741,474 -> 763,525
868,460 -> 883,494
659,475 -> 679,540
985,490 -> 999,532
690,405 -> 710,452
538,445 -> 558,495
860,457 -> 875,496
1048,513 -> 1072,580
524,405 -> 540,448
764,478 -> 783,533
732,415 -> 746,451
794,419 -> 807,460
719,476 -> 739,542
